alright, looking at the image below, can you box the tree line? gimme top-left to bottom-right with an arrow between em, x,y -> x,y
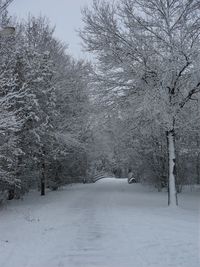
0,9 -> 93,200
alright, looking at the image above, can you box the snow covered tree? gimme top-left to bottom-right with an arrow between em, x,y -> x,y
13,15 -> 92,194
81,0 -> 200,206
13,17 -> 60,196
54,55 -> 92,184
0,9 -> 94,201
0,12 -> 28,199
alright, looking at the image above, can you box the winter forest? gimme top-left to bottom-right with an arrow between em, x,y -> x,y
0,0 -> 199,267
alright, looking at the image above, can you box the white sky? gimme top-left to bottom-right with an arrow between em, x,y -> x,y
8,0 -> 94,59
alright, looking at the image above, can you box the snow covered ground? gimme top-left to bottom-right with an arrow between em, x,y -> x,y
0,178 -> 199,267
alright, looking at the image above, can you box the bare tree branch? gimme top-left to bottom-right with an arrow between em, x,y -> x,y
0,0 -> 14,14
180,83 -> 200,108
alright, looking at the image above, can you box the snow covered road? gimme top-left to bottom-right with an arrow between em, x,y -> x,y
0,178 -> 199,267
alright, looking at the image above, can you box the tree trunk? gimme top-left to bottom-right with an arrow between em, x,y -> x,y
197,154 -> 200,184
41,163 -> 45,196
196,136 -> 200,184
41,175 -> 45,196
166,129 -> 178,206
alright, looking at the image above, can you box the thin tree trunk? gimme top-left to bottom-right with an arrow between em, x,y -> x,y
166,129 -> 178,206
197,154 -> 200,184
196,135 -> 200,184
41,162 -> 45,196
41,179 -> 45,196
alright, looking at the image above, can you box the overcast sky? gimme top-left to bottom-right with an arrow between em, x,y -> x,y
8,0 -> 94,59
